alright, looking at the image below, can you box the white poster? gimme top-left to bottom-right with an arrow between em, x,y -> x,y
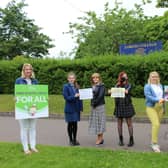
110,87 -> 125,98
79,88 -> 93,100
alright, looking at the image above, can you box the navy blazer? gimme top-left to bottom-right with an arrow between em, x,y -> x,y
15,77 -> 38,85
63,83 -> 83,114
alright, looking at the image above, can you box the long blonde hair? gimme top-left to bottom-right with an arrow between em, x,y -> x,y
21,63 -> 35,78
148,71 -> 160,84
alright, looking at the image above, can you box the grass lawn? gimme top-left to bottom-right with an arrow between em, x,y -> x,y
0,142 -> 168,168
0,94 -> 168,117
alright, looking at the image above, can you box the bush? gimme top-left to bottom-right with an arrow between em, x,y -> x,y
0,51 -> 168,97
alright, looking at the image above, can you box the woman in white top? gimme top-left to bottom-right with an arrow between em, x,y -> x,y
15,63 -> 39,154
144,71 -> 165,152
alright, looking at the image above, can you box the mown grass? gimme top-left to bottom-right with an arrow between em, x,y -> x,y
0,94 -> 168,117
0,142 -> 168,168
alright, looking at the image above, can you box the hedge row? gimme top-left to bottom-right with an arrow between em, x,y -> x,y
0,52 -> 168,97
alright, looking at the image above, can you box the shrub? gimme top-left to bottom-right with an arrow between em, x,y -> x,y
0,51 -> 168,97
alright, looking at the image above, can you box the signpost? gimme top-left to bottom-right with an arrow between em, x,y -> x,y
119,41 -> 162,55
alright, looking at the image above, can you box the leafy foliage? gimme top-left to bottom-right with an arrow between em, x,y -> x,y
67,2 -> 149,58
67,1 -> 167,59
1,52 -> 168,98
0,0 -> 54,59
144,11 -> 168,51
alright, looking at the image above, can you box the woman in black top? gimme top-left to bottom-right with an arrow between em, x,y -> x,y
89,73 -> 106,145
114,71 -> 135,147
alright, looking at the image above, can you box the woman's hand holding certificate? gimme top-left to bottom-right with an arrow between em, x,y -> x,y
110,88 -> 125,98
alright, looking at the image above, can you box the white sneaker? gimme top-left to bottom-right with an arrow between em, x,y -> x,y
151,144 -> 161,153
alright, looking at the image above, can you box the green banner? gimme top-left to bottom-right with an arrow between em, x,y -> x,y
15,84 -> 48,119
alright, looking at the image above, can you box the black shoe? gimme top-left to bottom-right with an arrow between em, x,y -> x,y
118,141 -> 124,146
127,136 -> 134,147
69,141 -> 74,146
96,139 -> 104,145
118,136 -> 124,146
73,140 -> 80,146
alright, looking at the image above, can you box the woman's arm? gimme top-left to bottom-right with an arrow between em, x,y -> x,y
63,85 -> 76,102
144,84 -> 159,103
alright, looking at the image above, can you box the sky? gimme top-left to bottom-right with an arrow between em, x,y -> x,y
0,0 -> 167,58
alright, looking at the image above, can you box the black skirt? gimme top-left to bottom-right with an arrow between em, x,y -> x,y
114,97 -> 135,118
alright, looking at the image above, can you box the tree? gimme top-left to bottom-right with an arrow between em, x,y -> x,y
67,1 -> 154,59
143,11 -> 168,51
156,0 -> 168,7
0,0 -> 54,59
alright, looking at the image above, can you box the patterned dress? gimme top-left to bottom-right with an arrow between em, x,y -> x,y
114,84 -> 135,118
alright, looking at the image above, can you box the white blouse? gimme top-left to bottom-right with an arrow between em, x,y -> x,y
151,84 -> 163,99
25,78 -> 32,85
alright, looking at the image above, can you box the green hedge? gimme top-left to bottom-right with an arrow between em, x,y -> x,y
1,52 -> 168,97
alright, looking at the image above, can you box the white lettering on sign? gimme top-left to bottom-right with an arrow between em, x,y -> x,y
16,96 -> 47,103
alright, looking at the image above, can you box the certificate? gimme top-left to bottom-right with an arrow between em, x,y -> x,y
110,87 -> 125,98
79,88 -> 93,100
164,85 -> 168,101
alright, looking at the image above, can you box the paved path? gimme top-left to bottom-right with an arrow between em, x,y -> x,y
0,116 -> 168,152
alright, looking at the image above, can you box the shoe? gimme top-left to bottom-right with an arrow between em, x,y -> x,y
118,136 -> 124,146
69,141 -> 74,146
127,136 -> 134,147
151,144 -> 161,153
24,150 -> 32,155
31,148 -> 39,153
96,139 -> 104,145
73,140 -> 80,146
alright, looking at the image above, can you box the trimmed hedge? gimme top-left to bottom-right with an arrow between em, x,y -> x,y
1,52 -> 168,97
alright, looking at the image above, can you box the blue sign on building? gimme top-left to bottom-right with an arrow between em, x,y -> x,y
119,41 -> 162,55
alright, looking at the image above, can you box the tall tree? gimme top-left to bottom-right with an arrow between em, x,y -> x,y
144,11 -> 168,51
0,0 -> 54,59
67,2 -> 152,58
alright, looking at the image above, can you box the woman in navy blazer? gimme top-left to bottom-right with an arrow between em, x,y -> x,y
15,63 -> 39,154
63,72 -> 83,146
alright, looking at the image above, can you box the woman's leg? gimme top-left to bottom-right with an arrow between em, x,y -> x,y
72,122 -> 80,145
19,119 -> 29,152
125,117 -> 134,147
117,118 -> 124,146
146,107 -> 161,144
29,119 -> 37,150
67,122 -> 73,145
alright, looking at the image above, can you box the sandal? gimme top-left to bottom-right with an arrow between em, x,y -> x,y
24,150 -> 32,155
31,148 -> 39,153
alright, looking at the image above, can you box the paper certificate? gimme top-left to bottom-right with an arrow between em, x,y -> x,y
79,88 -> 93,100
164,85 -> 168,101
15,84 -> 49,119
110,87 -> 125,98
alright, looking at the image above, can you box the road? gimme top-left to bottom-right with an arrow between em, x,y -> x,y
0,116 -> 168,152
